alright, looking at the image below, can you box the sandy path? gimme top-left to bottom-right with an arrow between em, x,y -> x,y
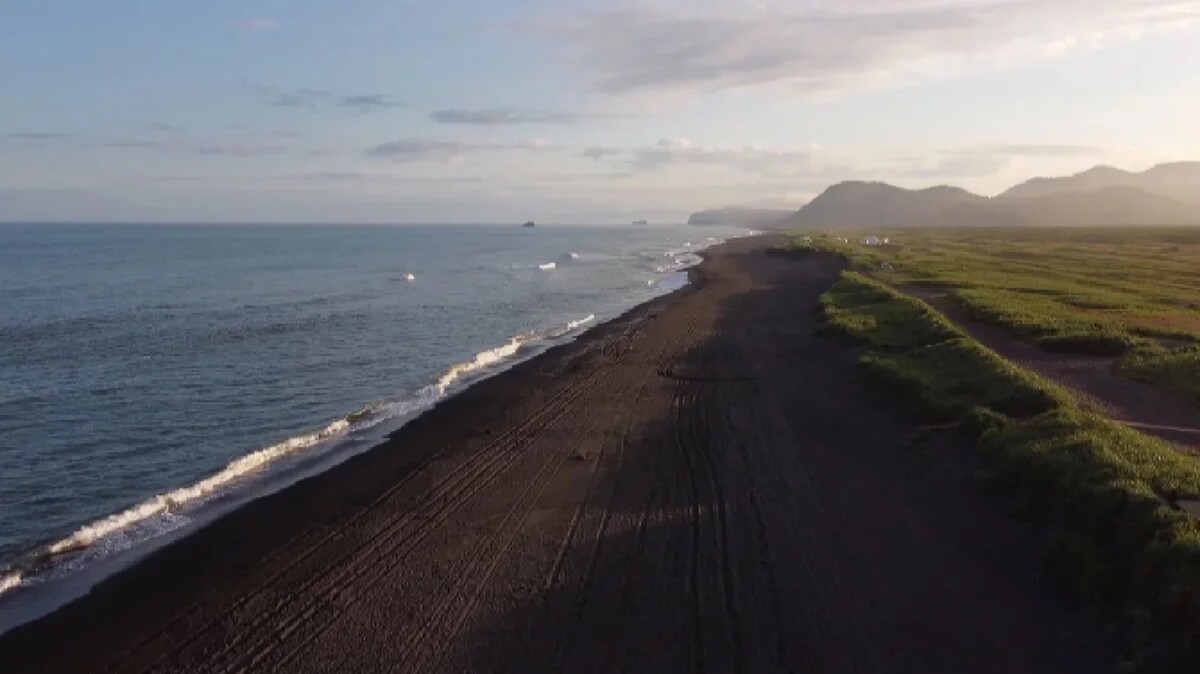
0,238 -> 1116,673
901,286 -> 1200,450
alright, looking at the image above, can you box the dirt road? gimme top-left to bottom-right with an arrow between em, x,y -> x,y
0,238 -> 1117,673
902,286 -> 1200,450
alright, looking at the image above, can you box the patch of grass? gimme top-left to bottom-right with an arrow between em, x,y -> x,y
821,270 -> 1200,636
1117,346 -> 1200,406
793,227 -> 1200,407
818,272 -> 959,350
822,273 -> 1067,420
1037,332 -> 1138,357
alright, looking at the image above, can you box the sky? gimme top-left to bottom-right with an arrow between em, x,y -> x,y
2,0 -> 1198,223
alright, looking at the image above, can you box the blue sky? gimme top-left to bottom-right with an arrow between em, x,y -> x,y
2,0 -> 1198,223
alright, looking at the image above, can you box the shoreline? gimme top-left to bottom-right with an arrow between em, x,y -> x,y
0,246 -> 711,657
0,241 -> 714,632
0,235 -> 1120,673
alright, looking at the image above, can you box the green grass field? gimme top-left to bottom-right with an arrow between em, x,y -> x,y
819,270 -> 1200,642
799,228 -> 1200,406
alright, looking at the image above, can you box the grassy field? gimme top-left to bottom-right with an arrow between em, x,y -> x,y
820,270 -> 1200,647
799,228 -> 1200,406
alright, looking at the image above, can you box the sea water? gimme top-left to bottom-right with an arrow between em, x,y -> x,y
0,222 -> 745,618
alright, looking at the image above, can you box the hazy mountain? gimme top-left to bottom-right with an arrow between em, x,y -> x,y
687,207 -> 794,227
778,162 -> 1200,229
1000,161 -> 1200,206
996,185 -> 1200,226
781,182 -> 992,229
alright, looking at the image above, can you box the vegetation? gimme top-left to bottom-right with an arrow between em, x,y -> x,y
801,227 -> 1200,405
821,270 -> 1200,638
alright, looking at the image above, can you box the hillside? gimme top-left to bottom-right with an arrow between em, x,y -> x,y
781,162 -> 1200,229
1002,186 -> 1200,226
781,182 -> 995,229
687,207 -> 794,227
1001,161 -> 1200,206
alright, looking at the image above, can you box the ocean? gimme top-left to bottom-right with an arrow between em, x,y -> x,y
0,222 -> 745,623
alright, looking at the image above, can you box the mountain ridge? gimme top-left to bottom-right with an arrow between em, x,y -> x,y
694,161 -> 1200,230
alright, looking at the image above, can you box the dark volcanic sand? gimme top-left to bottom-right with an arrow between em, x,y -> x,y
0,238 -> 1118,673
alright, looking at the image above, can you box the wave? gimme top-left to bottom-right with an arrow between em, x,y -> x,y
0,572 -> 21,595
0,312 -> 600,601
552,314 -> 595,337
538,262 -> 556,271
654,252 -> 703,274
45,417 -> 352,557
435,337 -> 524,392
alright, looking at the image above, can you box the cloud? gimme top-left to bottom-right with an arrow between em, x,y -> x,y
270,172 -> 486,184
583,146 -> 623,161
147,122 -> 183,133
341,94 -> 403,111
229,19 -> 279,31
271,88 -> 332,109
156,173 -> 489,185
250,83 -> 402,112
367,137 -> 556,161
620,137 -> 815,176
534,1 -> 1200,95
897,142 -> 1104,179
6,132 -> 74,140
95,139 -> 288,157
430,108 -> 621,125
991,143 -> 1104,157
902,152 -> 1010,179
368,139 -> 482,160
265,172 -> 378,182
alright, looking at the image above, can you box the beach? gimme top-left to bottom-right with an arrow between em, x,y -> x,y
0,236 -> 1117,673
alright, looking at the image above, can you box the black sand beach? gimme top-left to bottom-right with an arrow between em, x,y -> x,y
0,236 -> 1119,673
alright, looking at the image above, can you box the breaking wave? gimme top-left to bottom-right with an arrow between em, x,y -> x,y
436,338 -> 524,392
0,312 -> 600,600
0,572 -> 21,595
553,314 -> 595,337
45,419 -> 352,558
655,252 -> 703,274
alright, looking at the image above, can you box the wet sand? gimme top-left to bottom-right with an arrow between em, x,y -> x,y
0,237 -> 1118,673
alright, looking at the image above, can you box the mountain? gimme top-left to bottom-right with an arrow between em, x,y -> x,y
781,182 -> 994,229
779,162 -> 1200,230
1000,161 -> 1200,206
998,165 -> 1133,201
687,207 -> 794,227
995,186 -> 1200,226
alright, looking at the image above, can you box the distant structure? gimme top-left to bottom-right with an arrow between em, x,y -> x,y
522,221 -> 535,228
632,219 -> 648,225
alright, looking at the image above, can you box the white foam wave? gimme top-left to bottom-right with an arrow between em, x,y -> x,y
565,313 -> 595,331
435,337 -> 525,392
47,418 -> 352,556
0,312 -> 602,601
538,262 -> 556,271
0,571 -> 21,595
654,252 -> 703,274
